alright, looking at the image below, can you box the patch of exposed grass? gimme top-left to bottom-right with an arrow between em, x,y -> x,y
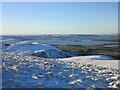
54,44 -> 120,59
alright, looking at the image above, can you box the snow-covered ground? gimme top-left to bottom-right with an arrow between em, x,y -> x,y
2,41 -> 71,58
2,53 -> 119,88
58,55 -> 118,69
1,37 -> 120,89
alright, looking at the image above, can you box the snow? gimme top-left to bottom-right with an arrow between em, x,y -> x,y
1,37 -> 119,88
2,53 -> 119,88
0,39 -> 15,43
5,41 -> 58,52
32,49 -> 71,58
58,55 -> 118,69
3,41 -> 71,58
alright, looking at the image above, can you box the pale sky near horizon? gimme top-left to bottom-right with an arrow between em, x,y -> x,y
2,2 -> 118,35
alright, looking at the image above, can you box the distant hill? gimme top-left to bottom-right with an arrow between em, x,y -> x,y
1,34 -> 119,42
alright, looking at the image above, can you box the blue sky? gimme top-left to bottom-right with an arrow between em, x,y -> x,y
2,2 -> 118,35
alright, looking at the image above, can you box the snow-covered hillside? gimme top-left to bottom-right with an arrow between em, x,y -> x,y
2,52 -> 119,88
1,37 -> 120,89
32,49 -> 71,58
3,41 -> 71,58
58,55 -> 118,69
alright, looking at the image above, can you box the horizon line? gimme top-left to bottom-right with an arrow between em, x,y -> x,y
0,33 -> 118,36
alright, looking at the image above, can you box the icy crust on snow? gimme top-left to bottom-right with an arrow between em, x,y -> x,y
2,52 -> 120,88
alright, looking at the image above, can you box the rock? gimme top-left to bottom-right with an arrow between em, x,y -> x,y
86,86 -> 96,90
32,74 -> 38,80
109,81 -> 116,86
113,80 -> 120,88
69,79 -> 82,84
46,72 -> 53,75
106,76 -> 118,81
68,74 -> 78,78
